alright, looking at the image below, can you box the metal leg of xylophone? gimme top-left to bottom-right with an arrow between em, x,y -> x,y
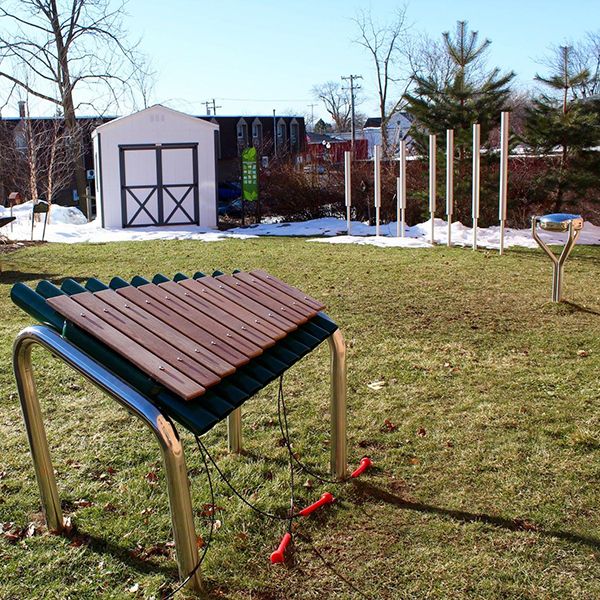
225,328 -> 348,480
13,326 -> 204,594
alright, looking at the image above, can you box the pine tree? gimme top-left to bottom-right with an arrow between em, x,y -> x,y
405,21 -> 514,221
406,21 -> 514,150
524,46 -> 600,212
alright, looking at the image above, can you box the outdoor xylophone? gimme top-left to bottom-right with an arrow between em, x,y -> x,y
11,269 -> 347,594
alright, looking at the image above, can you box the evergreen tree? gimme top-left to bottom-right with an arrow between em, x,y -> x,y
524,46 -> 600,212
406,21 -> 514,151
404,21 -> 514,221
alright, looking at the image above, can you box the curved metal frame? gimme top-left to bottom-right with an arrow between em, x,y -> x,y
531,217 -> 582,302
12,326 -> 203,594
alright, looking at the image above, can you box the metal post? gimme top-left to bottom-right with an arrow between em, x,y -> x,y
374,144 -> 381,236
397,140 -> 406,238
499,111 -> 509,255
344,151 -> 352,235
446,129 -> 454,247
227,408 -> 242,453
12,326 -> 203,593
429,134 -> 436,244
472,123 -> 480,250
327,329 -> 347,480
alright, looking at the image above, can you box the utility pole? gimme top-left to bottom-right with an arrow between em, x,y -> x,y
341,74 -> 362,153
203,100 -> 211,115
307,103 -> 317,132
211,99 -> 222,115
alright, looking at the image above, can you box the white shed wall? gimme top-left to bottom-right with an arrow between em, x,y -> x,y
93,106 -> 218,229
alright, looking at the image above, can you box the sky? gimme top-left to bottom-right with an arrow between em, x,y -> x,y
2,0 -> 598,121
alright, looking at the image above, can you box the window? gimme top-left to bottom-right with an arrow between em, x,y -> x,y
290,119 -> 299,152
237,118 -> 248,152
252,118 -> 262,146
277,119 -> 287,147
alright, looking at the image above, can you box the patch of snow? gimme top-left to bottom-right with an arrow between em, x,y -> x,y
1,203 -> 599,249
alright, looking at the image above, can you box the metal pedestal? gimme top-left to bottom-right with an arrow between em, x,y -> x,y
531,213 -> 583,302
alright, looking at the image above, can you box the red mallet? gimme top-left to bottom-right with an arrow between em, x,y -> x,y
270,532 -> 292,564
298,492 -> 335,517
350,457 -> 373,478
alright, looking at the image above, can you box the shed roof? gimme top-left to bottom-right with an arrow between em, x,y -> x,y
93,104 -> 219,134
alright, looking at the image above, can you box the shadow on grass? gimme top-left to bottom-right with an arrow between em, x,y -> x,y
0,270 -> 61,284
562,301 -> 600,316
0,272 -> 89,285
353,481 -> 600,550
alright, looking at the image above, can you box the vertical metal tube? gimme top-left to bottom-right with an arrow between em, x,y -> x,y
374,145 -> 381,236
499,112 -> 509,255
398,140 -> 406,238
446,129 -> 454,247
227,408 -> 243,453
327,330 -> 347,480
429,134 -> 436,244
344,151 -> 352,235
13,339 -> 64,533
472,123 -> 481,250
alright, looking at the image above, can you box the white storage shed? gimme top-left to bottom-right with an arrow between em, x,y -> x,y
92,105 -> 219,229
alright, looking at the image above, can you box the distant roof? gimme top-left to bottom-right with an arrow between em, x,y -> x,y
306,132 -> 343,144
363,112 -> 413,129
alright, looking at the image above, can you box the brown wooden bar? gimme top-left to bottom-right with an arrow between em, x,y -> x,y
157,281 -> 275,350
46,295 -> 206,400
95,288 -> 237,376
178,278 -> 289,340
250,269 -> 325,311
67,292 -> 222,388
135,284 -> 252,366
232,272 -> 319,315
216,274 -> 314,322
193,276 -> 298,332
44,271 -> 328,402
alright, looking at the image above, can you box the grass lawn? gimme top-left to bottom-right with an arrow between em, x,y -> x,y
0,238 -> 599,599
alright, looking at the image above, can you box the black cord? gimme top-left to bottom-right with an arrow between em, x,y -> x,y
161,439 -> 215,600
296,532 -> 375,600
277,376 -> 296,533
276,376 -> 343,485
196,431 -> 302,522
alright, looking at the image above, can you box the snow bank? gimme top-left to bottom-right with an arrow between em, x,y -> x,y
1,202 -> 599,249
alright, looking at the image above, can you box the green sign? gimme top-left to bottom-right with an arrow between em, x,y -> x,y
241,147 -> 259,202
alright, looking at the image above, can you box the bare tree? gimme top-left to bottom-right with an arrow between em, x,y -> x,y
312,81 -> 355,132
568,31 -> 600,98
354,6 -> 412,154
0,0 -> 151,214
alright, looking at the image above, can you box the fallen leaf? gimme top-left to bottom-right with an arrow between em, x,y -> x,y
417,427 -> 427,437
382,419 -> 398,432
211,520 -> 221,533
145,471 -> 158,485
75,499 -> 93,508
409,457 -> 420,465
577,350 -> 589,357
303,479 -> 313,489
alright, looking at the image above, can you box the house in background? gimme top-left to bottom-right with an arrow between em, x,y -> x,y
0,103 -> 306,218
336,112 -> 414,157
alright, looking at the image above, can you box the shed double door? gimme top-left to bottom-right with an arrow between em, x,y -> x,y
120,143 -> 199,228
